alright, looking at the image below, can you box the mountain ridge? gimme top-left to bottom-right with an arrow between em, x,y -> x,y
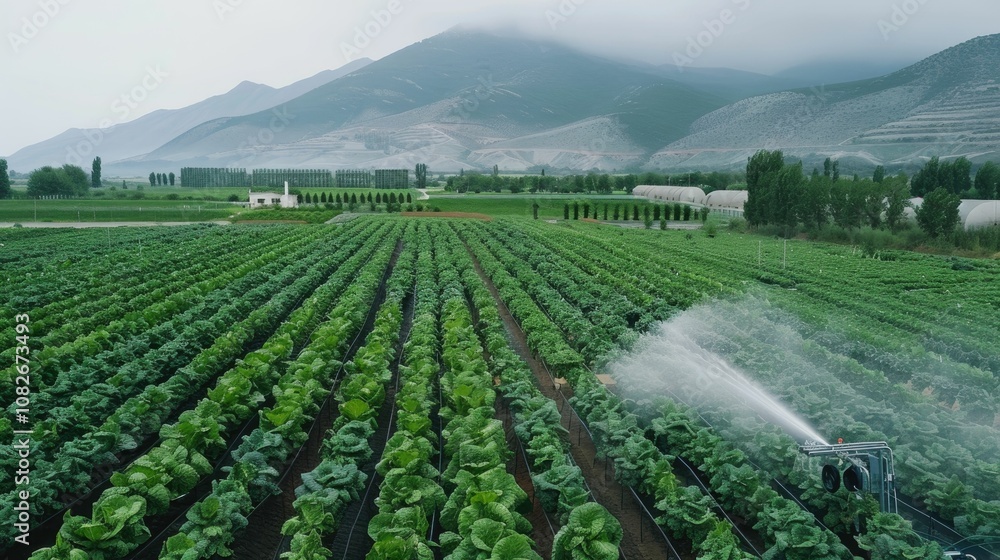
11,29 -> 999,175
651,33 -> 1000,172
6,58 -> 373,173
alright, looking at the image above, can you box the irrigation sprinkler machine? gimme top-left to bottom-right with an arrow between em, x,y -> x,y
799,439 -> 984,560
799,439 -> 898,514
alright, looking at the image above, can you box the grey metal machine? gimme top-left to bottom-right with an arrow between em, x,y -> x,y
799,440 -> 897,514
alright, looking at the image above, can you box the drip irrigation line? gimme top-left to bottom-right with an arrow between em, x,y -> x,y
673,455 -> 762,557
657,384 -> 835,535
625,486 -> 684,560
332,288 -> 415,560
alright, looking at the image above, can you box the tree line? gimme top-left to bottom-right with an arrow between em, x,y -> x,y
299,191 -> 412,206
148,172 -> 176,186
445,170 -> 742,194
0,159 -> 10,199
912,156 -> 999,199
744,151 -> 994,237
557,200 -> 709,224
0,157 -> 103,198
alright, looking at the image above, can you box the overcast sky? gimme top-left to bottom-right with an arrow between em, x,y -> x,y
1,0 -> 996,157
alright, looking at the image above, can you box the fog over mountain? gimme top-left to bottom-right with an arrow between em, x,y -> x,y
3,1 -> 996,160
90,29 -> 1000,175
5,5 -> 1000,175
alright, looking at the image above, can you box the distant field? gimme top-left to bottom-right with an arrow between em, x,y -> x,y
0,199 -> 234,222
0,192 -> 690,222
9,185 -> 419,202
426,194 -> 681,219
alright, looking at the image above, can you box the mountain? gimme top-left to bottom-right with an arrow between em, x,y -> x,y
651,34 -> 1000,172
771,58 -> 917,88
7,58 -> 372,173
658,66 -> 796,101
118,28 -> 727,174
72,30 -> 1000,175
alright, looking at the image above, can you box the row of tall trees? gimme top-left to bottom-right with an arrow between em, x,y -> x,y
445,170 -> 743,194
92,157 -> 101,190
301,191 -> 412,205
180,168 -> 251,188
415,163 -> 428,190
746,150 -> 966,237
148,172 -> 175,186
561,201 -> 707,222
0,159 -> 11,199
908,156 -> 1000,200
252,168 -> 334,189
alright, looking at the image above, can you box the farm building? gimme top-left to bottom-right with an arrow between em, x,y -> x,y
249,182 -> 299,209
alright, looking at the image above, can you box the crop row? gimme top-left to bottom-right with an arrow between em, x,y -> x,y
278,222 -> 417,559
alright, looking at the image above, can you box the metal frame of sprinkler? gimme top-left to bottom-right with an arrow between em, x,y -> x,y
799,440 -> 898,514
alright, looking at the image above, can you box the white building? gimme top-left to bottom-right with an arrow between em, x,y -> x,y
249,182 -> 299,209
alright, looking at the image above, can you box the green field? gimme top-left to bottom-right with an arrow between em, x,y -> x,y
0,199 -> 235,222
9,184 -> 419,202
3,216 -> 996,559
0,192 -> 689,224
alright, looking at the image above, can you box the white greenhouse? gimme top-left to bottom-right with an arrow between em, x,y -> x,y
964,201 -> 1000,229
633,185 -> 707,204
704,190 -> 748,213
633,185 -> 747,215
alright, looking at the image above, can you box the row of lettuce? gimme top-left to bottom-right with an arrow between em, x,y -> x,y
459,221 -> 760,559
